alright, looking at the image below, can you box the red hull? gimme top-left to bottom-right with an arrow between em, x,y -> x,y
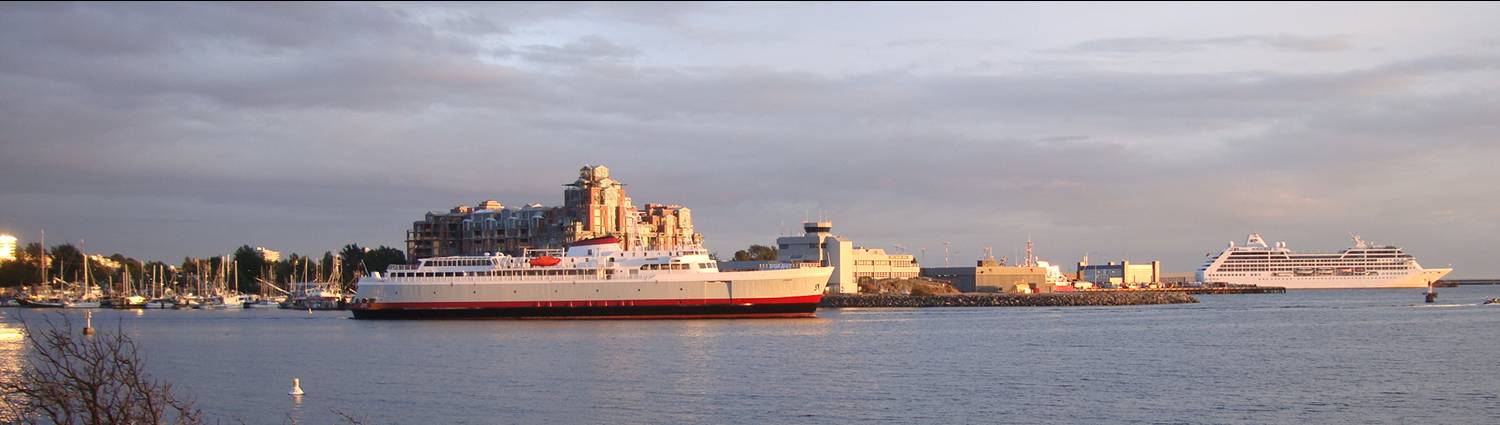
350,294 -> 822,320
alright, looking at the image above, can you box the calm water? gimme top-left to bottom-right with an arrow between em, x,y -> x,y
3,287 -> 1499,424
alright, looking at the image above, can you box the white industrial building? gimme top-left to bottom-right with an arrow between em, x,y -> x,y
775,221 -> 920,294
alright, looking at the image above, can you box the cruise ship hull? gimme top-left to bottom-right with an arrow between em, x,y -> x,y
350,267 -> 832,320
1215,268 -> 1452,290
1198,234 -> 1453,290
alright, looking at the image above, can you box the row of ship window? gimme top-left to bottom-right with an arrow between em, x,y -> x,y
1223,258 -> 1408,262
425,259 -> 495,267
391,262 -> 717,278
1225,255 -> 1405,259
391,269 -> 603,278
641,263 -> 716,270
1212,268 -> 1410,271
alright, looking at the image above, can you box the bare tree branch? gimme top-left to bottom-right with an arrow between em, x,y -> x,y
0,314 -> 204,425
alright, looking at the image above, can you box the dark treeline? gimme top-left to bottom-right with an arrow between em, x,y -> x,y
0,242 -> 406,294
732,244 -> 779,261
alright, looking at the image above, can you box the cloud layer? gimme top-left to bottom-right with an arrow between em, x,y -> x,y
1,3 -> 1497,276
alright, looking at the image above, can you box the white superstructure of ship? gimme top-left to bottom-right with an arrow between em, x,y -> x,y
1196,234 -> 1450,289
350,236 -> 833,319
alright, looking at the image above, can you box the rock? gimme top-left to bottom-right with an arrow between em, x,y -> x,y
858,277 -> 960,295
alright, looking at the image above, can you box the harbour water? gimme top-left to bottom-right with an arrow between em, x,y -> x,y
3,287 -> 1499,424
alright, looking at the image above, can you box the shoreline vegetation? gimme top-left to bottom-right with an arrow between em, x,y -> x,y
0,242 -> 406,297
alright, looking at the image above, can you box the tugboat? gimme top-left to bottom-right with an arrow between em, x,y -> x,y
1484,297 -> 1500,305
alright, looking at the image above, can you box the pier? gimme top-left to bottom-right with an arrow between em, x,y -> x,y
820,292 -> 1198,308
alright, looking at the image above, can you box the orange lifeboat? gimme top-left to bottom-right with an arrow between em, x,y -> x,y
529,256 -> 562,267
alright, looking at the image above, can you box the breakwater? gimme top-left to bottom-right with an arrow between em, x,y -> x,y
820,292 -> 1198,308
1088,286 -> 1286,295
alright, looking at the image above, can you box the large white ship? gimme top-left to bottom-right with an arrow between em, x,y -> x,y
1196,234 -> 1450,289
350,236 -> 833,319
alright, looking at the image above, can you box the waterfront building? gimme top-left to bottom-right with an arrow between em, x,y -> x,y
405,165 -> 702,261
719,221 -> 920,294
256,247 -> 282,262
0,234 -> 15,262
777,221 -> 920,293
88,254 -> 121,270
1075,257 -> 1161,288
922,256 -> 1051,293
1159,272 -> 1195,286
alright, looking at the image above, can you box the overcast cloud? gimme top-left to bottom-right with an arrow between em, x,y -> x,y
1,2 -> 1497,276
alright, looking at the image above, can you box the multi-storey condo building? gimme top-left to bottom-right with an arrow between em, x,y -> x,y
0,234 -> 16,263
406,165 -> 702,261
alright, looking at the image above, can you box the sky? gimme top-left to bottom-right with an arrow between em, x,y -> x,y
1,2 -> 1497,276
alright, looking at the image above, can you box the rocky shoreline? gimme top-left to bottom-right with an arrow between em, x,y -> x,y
820,292 -> 1199,308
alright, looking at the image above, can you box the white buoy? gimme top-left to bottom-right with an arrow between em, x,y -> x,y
83,311 -> 95,336
289,378 -> 304,396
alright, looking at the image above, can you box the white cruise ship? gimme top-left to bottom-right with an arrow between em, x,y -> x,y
1196,234 -> 1450,289
350,236 -> 833,319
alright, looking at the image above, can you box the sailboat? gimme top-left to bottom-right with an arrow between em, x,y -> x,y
197,257 -> 244,309
17,278 -> 70,308
65,248 -> 103,308
174,259 -> 207,309
17,232 -> 67,308
20,240 -> 76,309
113,265 -> 147,309
281,257 -> 346,310
244,266 -> 288,308
144,263 -> 173,309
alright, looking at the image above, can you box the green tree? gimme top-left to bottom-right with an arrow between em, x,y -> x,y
0,243 -> 43,287
339,244 -> 365,283
48,244 -> 83,282
276,254 -> 299,285
178,257 -> 198,290
363,246 -> 407,274
732,244 -> 779,261
320,252 -> 335,283
231,245 -> 266,294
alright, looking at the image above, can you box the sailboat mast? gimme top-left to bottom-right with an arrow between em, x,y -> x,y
38,229 -> 46,287
81,240 -> 90,297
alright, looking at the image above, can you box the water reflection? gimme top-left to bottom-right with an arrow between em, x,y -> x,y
0,312 -> 28,423
287,394 -> 305,424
